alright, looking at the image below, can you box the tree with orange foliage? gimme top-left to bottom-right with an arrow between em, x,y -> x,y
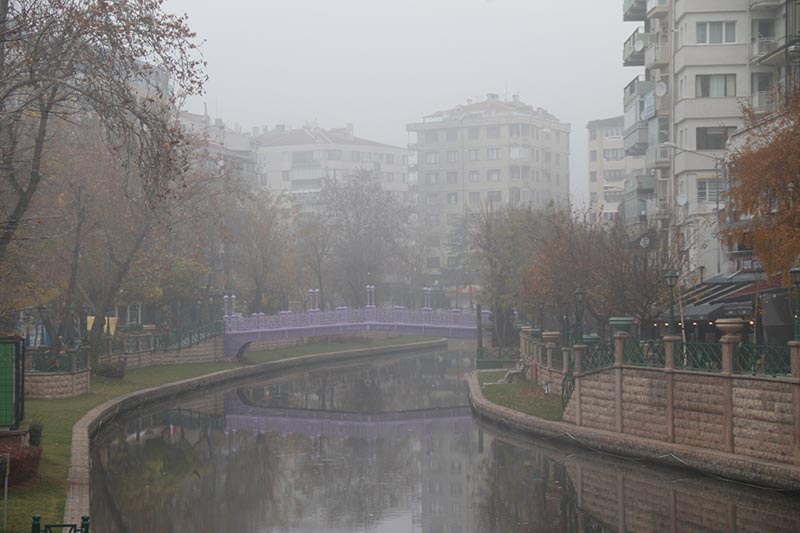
722,96 -> 800,277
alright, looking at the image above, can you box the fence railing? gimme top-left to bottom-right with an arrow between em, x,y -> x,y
734,343 -> 791,377
28,346 -> 88,373
101,321 -> 224,356
676,342 -> 722,372
624,338 -> 665,368
582,341 -> 615,372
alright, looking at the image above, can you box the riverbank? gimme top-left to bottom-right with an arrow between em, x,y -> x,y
6,335 -> 442,531
468,370 -> 800,490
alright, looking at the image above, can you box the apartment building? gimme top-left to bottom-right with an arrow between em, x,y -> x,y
587,115 -> 644,223
622,0 -> 793,284
255,123 -> 409,207
407,94 -> 571,279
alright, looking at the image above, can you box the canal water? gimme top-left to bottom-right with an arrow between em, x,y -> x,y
90,345 -> 800,532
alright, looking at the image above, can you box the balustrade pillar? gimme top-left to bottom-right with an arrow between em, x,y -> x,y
663,335 -> 680,443
613,332 -> 628,433
790,340 -> 800,465
717,318 -> 744,453
573,344 -> 586,426
542,331 -> 560,390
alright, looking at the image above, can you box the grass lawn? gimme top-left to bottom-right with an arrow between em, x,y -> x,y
7,334 -> 438,531
478,370 -> 563,422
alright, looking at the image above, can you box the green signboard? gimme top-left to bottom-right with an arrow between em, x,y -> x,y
0,340 -> 15,427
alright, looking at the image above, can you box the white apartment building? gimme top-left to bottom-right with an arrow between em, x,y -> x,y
407,94 -> 570,278
587,115 -> 644,223
622,0 -> 792,284
254,123 -> 409,207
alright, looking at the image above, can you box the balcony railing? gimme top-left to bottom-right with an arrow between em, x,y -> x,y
645,42 -> 670,68
752,37 -> 781,59
728,250 -> 763,272
623,28 -> 648,67
646,0 -> 668,16
645,146 -> 671,167
623,0 -> 647,21
752,90 -> 777,114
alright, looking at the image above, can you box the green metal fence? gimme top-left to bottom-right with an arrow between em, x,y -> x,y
623,338 -> 665,368
31,514 -> 89,533
676,342 -> 722,372
734,343 -> 792,377
582,341 -> 615,372
29,346 -> 88,373
104,320 -> 224,356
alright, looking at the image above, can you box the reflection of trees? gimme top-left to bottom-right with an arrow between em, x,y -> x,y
476,440 -> 569,532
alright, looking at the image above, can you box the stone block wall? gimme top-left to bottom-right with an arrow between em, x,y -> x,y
518,332 -> 800,469
26,369 -> 90,399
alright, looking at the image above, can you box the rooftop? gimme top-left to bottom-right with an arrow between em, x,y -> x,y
414,93 -> 563,125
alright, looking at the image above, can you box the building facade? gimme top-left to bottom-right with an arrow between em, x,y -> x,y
407,94 -> 570,281
622,0 -> 793,284
254,123 -> 409,208
587,115 -> 644,223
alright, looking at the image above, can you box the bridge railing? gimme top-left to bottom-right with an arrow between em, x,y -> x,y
224,308 -> 480,332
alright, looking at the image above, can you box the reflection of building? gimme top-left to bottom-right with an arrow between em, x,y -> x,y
407,94 -> 570,280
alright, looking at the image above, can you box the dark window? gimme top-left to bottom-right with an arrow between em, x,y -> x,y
696,126 -> 736,150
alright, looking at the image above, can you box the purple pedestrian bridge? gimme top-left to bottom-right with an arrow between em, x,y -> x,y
223,307 -> 488,358
223,392 -> 473,439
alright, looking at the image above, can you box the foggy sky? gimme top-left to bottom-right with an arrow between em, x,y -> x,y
165,0 -> 638,203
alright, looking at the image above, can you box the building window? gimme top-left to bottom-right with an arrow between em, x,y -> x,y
590,171 -> 597,182
447,150 -> 459,162
351,151 -> 360,162
327,150 -> 342,160
509,145 -> 529,160
487,126 -> 500,139
544,150 -> 552,164
697,179 -> 726,202
469,191 -> 481,204
510,166 -> 521,180
696,74 -> 736,97
468,127 -> 480,140
426,256 -> 441,268
425,172 -> 439,185
696,126 -> 736,150
590,192 -> 598,203
385,172 -> 394,182
487,147 -> 500,160
385,153 -> 395,164
603,149 -> 624,161
446,171 -> 459,184
487,169 -> 501,182
697,21 -> 736,44
281,171 -> 291,181
468,170 -> 480,183
468,149 -> 480,161
603,169 -> 625,181
445,128 -> 458,142
487,190 -> 502,203
447,192 -> 458,205
447,256 -> 459,267
604,190 -> 623,203
425,152 -> 440,164
590,150 -> 597,162
423,131 -> 439,144
589,128 -> 597,141
603,126 -> 622,138
427,193 -> 440,205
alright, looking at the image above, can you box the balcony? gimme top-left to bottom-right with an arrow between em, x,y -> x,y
645,42 -> 670,69
624,121 -> 648,156
752,90 -> 778,115
645,145 -> 671,168
752,37 -> 781,60
728,250 -> 763,272
646,0 -> 668,18
623,0 -> 647,21
623,76 -> 654,107
750,0 -> 783,9
623,28 -> 648,67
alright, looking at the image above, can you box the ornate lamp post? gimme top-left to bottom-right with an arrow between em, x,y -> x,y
790,264 -> 800,341
665,271 -> 678,335
423,287 -> 432,311
223,294 -> 229,318
231,294 -> 237,317
575,288 -> 585,344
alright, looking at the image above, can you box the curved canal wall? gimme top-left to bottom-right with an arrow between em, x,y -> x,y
468,367 -> 800,490
63,338 -> 448,524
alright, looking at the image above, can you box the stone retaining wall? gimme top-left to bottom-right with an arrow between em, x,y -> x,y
25,369 -> 91,399
64,338 -> 448,525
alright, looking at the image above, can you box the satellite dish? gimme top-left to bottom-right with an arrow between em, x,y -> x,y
634,39 -> 645,52
676,194 -> 688,206
655,81 -> 668,97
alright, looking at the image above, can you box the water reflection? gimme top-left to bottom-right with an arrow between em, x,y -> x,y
91,348 -> 800,532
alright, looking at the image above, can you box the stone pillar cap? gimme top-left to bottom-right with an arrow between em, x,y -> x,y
541,331 -> 560,343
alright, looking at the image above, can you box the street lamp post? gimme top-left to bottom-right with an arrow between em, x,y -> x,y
665,271 -> 678,335
423,287 -> 432,311
790,264 -> 800,341
223,295 -> 229,317
575,288 -> 585,344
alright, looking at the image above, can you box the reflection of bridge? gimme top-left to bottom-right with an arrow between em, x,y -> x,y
223,392 -> 473,439
223,308 -> 487,357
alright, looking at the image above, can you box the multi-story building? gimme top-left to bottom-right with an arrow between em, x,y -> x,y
587,115 -> 644,223
254,123 -> 409,208
407,94 -> 570,282
622,0 -> 794,285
